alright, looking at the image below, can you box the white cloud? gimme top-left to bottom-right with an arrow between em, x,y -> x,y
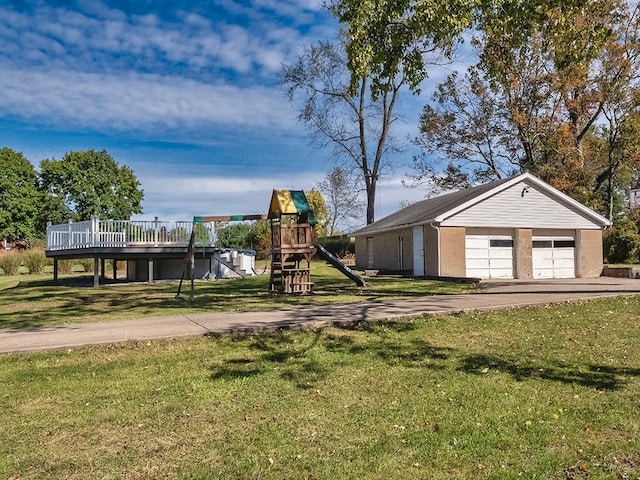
135,171 -> 429,226
0,67 -> 298,134
137,172 -> 321,220
215,0 -> 325,25
1,1 -> 436,226
77,0 -> 128,21
0,0 -> 341,138
0,2 -> 336,78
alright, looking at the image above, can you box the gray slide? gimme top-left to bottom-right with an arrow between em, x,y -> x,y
315,243 -> 366,287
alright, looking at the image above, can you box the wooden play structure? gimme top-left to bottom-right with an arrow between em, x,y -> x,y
175,189 -> 365,300
268,189 -> 367,294
268,190 -> 317,294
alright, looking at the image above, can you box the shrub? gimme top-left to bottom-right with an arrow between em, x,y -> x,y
0,253 -> 22,276
115,260 -> 127,278
604,216 -> 640,264
248,220 -> 271,259
28,238 -> 47,250
78,258 -> 95,273
318,235 -> 355,257
57,260 -> 74,274
23,250 -> 47,274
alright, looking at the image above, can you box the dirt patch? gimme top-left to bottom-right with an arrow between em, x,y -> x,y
612,454 -> 639,475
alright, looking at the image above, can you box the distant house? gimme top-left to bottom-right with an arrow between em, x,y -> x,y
352,173 -> 611,280
1,239 -> 27,254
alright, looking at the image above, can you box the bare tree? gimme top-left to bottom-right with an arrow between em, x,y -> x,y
282,41 -> 402,224
316,166 -> 364,234
413,68 -> 523,191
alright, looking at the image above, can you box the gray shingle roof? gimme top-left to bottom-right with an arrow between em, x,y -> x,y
353,176 -> 514,236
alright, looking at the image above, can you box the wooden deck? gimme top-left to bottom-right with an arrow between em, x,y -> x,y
45,218 -> 255,287
46,217 -> 215,252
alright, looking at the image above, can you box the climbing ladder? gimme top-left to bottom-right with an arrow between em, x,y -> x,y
269,219 -> 316,293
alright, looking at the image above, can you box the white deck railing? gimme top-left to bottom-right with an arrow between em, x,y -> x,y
46,217 -> 216,251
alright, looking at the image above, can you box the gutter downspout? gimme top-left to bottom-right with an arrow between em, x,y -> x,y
428,222 -> 440,276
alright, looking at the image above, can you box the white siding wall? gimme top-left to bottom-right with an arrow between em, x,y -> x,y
442,181 -> 600,229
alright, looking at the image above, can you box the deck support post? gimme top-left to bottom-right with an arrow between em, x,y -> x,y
93,257 -> 99,288
148,257 -> 154,284
113,259 -> 117,280
53,258 -> 58,283
101,258 -> 106,279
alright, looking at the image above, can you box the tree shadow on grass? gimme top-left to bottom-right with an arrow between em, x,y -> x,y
209,322 -> 453,389
458,353 -> 637,391
210,331 -> 329,389
1,269 -> 469,330
0,276 -> 272,330
327,323 -> 452,376
209,318 -> 639,393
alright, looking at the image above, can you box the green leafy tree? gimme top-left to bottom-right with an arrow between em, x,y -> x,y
413,68 -> 522,192
330,0 -> 475,96
36,192 -> 72,234
0,147 -> 40,241
284,0 -> 474,224
247,220 -> 271,259
604,209 -> 640,263
216,223 -> 254,249
39,149 -> 144,221
305,189 -> 329,238
193,222 -> 214,245
410,0 -> 640,220
473,0 -> 639,204
216,220 -> 273,259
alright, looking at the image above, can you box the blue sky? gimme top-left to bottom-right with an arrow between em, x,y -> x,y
0,0 -> 444,228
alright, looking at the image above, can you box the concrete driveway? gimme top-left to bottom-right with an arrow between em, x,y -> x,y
0,277 -> 637,354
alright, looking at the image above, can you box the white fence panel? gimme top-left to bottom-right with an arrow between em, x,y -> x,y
47,218 -> 216,250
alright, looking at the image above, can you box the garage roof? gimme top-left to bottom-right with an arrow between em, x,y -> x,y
353,173 -> 611,236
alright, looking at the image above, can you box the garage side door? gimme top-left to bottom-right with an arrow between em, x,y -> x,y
366,237 -> 374,269
465,234 -> 514,279
532,236 -> 576,279
412,227 -> 425,276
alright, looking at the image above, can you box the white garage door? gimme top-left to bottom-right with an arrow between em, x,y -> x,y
466,234 -> 514,279
532,236 -> 576,279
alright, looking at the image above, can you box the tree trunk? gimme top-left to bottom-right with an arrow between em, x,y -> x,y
366,182 -> 376,224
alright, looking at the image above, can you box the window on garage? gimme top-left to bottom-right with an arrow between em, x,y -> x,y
490,239 -> 514,248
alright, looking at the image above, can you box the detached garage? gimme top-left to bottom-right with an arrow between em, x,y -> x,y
353,173 -> 611,280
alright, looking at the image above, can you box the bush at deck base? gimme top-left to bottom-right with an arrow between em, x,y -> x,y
0,253 -> 21,276
24,251 -> 48,274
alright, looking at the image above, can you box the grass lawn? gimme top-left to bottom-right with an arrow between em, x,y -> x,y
1,295 -> 639,479
0,262 -> 474,330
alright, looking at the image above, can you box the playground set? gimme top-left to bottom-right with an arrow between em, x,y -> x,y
46,190 -> 365,296
45,189 -> 363,294
177,189 -> 365,299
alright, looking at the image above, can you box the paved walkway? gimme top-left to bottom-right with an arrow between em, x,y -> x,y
1,277 -> 638,354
